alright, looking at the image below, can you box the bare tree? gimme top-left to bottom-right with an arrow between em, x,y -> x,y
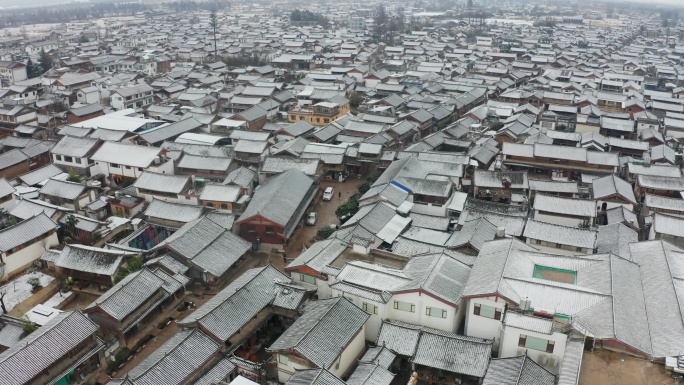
210,9 -> 218,60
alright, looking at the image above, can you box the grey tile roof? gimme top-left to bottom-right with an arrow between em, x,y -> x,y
0,178 -> 15,198
637,174 -> 684,192
53,245 -> 131,276
411,331 -> 492,377
178,154 -> 232,172
503,313 -> 553,334
165,216 -> 250,277
556,337 -> 584,385
199,183 -> 240,202
628,241 -> 684,357
268,297 -> 369,369
238,169 -> 315,234
359,346 -> 396,369
84,268 -> 167,321
91,142 -> 162,168
191,358 -> 236,385
134,172 -> 190,194
645,193 -> 684,212
178,265 -> 291,341
523,220 -> 597,249
39,178 -> 87,200
346,364 -> 394,385
223,167 -> 257,188
396,253 -> 472,306
273,282 -> 311,310
17,164 -> 64,186
287,238 -> 348,273
474,170 -> 529,189
482,355 -> 555,385
144,199 -> 204,224
0,317 -> 24,350
596,223 -> 637,259
285,369 -> 346,385
139,118 -> 203,144
0,311 -> 99,385
11,198 -> 66,220
604,206 -> 638,227
533,194 -> 596,217
51,135 -> 99,157
126,328 -> 220,385
0,213 -> 57,252
375,321 -> 422,356
448,217 -> 498,251
528,180 -> 578,194
591,175 -> 636,204
262,157 -> 319,176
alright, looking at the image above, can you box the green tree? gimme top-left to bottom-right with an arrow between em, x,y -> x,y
358,182 -> 371,194
38,49 -> 53,74
65,214 -> 79,242
26,58 -> 41,78
317,226 -> 335,239
79,35 -> 89,43
335,200 -> 359,221
210,9 -> 218,59
349,92 -> 364,108
20,318 -> 37,334
66,168 -> 81,183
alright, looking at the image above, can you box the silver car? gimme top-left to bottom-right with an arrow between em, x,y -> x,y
306,212 -> 317,226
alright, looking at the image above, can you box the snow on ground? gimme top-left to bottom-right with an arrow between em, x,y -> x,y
0,271 -> 54,313
42,291 -> 73,309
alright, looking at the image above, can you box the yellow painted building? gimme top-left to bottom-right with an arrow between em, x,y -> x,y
287,101 -> 349,126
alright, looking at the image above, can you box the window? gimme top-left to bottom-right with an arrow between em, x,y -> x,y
221,203 -> 228,209
534,239 -> 541,245
64,156 -> 73,163
518,334 -> 555,353
138,167 -> 144,172
55,155 -> 62,161
110,163 -> 120,168
473,303 -> 502,320
363,302 -> 378,315
393,301 -> 415,313
125,166 -> 131,170
300,274 -> 316,285
426,306 -> 447,318
278,355 -> 288,365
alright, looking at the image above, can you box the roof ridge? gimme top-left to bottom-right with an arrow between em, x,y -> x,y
195,265 -> 271,322
292,297 -> 346,350
131,328 -> 208,380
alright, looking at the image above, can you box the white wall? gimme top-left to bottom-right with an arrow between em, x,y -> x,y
331,288 -> 386,340
574,124 -> 600,134
330,326 -> 365,378
409,197 -> 452,217
534,211 -> 589,227
2,232 -> 59,278
499,325 -> 567,374
387,292 -> 459,333
276,354 -> 313,383
294,272 -> 332,299
597,200 -> 632,212
0,196 -> 16,212
525,238 -> 592,256
464,297 -> 505,350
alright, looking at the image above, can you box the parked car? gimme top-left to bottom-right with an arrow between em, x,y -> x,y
322,187 -> 334,201
306,212 -> 317,226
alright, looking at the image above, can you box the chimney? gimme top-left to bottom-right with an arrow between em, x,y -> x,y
496,227 -> 506,238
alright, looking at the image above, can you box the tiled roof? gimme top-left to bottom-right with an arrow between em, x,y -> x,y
178,265 -> 290,341
268,297 -> 369,369
0,311 -> 99,385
